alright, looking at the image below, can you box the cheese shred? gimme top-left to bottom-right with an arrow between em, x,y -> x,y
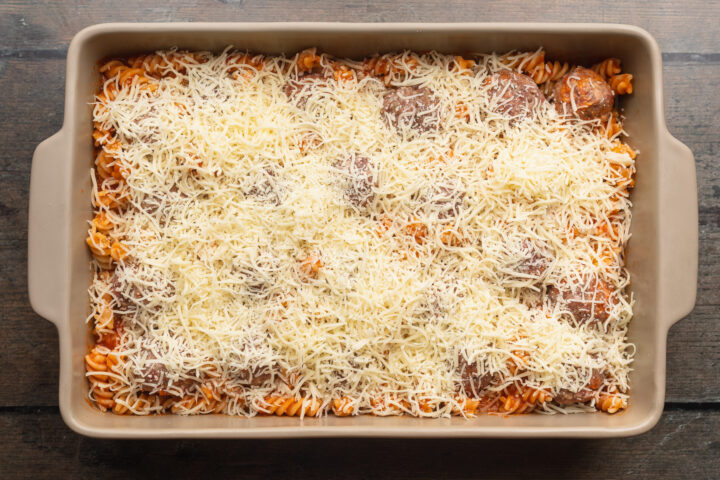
86,48 -> 635,417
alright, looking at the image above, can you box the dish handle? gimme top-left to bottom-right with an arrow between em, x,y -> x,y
657,130 -> 698,329
28,130 -> 69,326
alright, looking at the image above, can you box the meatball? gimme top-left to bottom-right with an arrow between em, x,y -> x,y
110,263 -> 175,312
554,369 -> 605,405
417,185 -> 465,219
486,70 -> 545,120
382,86 -> 440,134
228,336 -> 277,386
418,280 -> 461,320
140,361 -> 171,392
510,241 -> 551,278
236,367 -> 272,387
554,387 -> 595,405
553,67 -> 614,120
458,356 -> 499,397
138,351 -> 196,395
334,154 -> 377,209
138,185 -> 185,215
246,166 -> 283,206
135,106 -> 160,144
233,251 -> 280,298
548,277 -> 615,323
283,72 -> 327,109
139,194 -> 162,215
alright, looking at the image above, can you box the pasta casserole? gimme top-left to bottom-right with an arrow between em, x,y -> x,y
86,47 -> 636,417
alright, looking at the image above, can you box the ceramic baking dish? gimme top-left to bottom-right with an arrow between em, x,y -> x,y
28,22 -> 697,438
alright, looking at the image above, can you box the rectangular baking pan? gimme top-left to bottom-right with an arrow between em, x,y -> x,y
28,22 -> 697,438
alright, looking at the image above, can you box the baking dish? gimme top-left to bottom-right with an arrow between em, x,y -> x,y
28,22 -> 697,438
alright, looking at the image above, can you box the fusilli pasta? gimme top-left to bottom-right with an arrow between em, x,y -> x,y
84,47 -> 635,418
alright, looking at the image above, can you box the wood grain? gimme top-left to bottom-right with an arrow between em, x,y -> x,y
0,407 -> 717,480
0,1 -> 719,55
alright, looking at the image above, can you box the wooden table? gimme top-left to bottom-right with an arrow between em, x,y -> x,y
1,1 -> 718,478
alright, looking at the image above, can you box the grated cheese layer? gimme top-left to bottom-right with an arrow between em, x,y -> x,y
87,48 -> 635,416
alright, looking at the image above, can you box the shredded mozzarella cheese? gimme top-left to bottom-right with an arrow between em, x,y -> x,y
88,49 -> 635,416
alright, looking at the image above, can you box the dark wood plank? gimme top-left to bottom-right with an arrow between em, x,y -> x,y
0,407 -> 717,480
664,60 -> 720,309
0,59 -> 64,173
0,1 -> 719,56
667,306 -> 720,402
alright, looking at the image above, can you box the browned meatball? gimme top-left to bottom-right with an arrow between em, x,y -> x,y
138,351 -> 197,394
135,106 -> 160,144
284,72 -> 327,109
486,70 -> 545,120
140,361 -> 167,389
554,369 -> 605,405
334,155 -> 377,209
553,67 -> 614,120
138,185 -> 186,218
416,185 -> 465,219
382,86 -> 440,134
236,367 -> 272,387
233,251 -> 280,298
418,280 -> 462,320
110,263 -> 175,312
548,278 -> 615,323
458,356 -> 499,397
510,241 -> 551,278
139,194 -> 162,215
554,387 -> 595,405
246,166 -> 283,206
514,251 -> 548,277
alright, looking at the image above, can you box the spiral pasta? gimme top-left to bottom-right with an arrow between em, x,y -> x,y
92,299 -> 114,336
596,393 -> 626,413
85,347 -> 125,411
86,57 -> 157,270
332,63 -> 356,84
452,395 -> 482,417
92,212 -> 113,232
497,385 -> 552,414
85,347 -> 110,382
86,230 -> 113,270
370,395 -> 408,416
521,387 -> 553,405
501,49 -> 546,72
499,392 -> 534,414
171,386 -> 228,415
90,381 -> 116,411
85,47 -> 634,418
602,112 -> 625,139
609,74 -> 634,95
294,48 -> 320,72
110,241 -> 128,262
225,52 -> 265,81
453,55 -> 476,74
501,49 -> 574,94
592,58 -> 622,80
257,396 -> 325,417
332,396 -> 357,416
128,51 -> 207,78
112,392 -> 163,415
92,122 -> 115,147
362,52 -> 420,85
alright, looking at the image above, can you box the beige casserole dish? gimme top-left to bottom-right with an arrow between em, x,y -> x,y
28,22 -> 697,438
